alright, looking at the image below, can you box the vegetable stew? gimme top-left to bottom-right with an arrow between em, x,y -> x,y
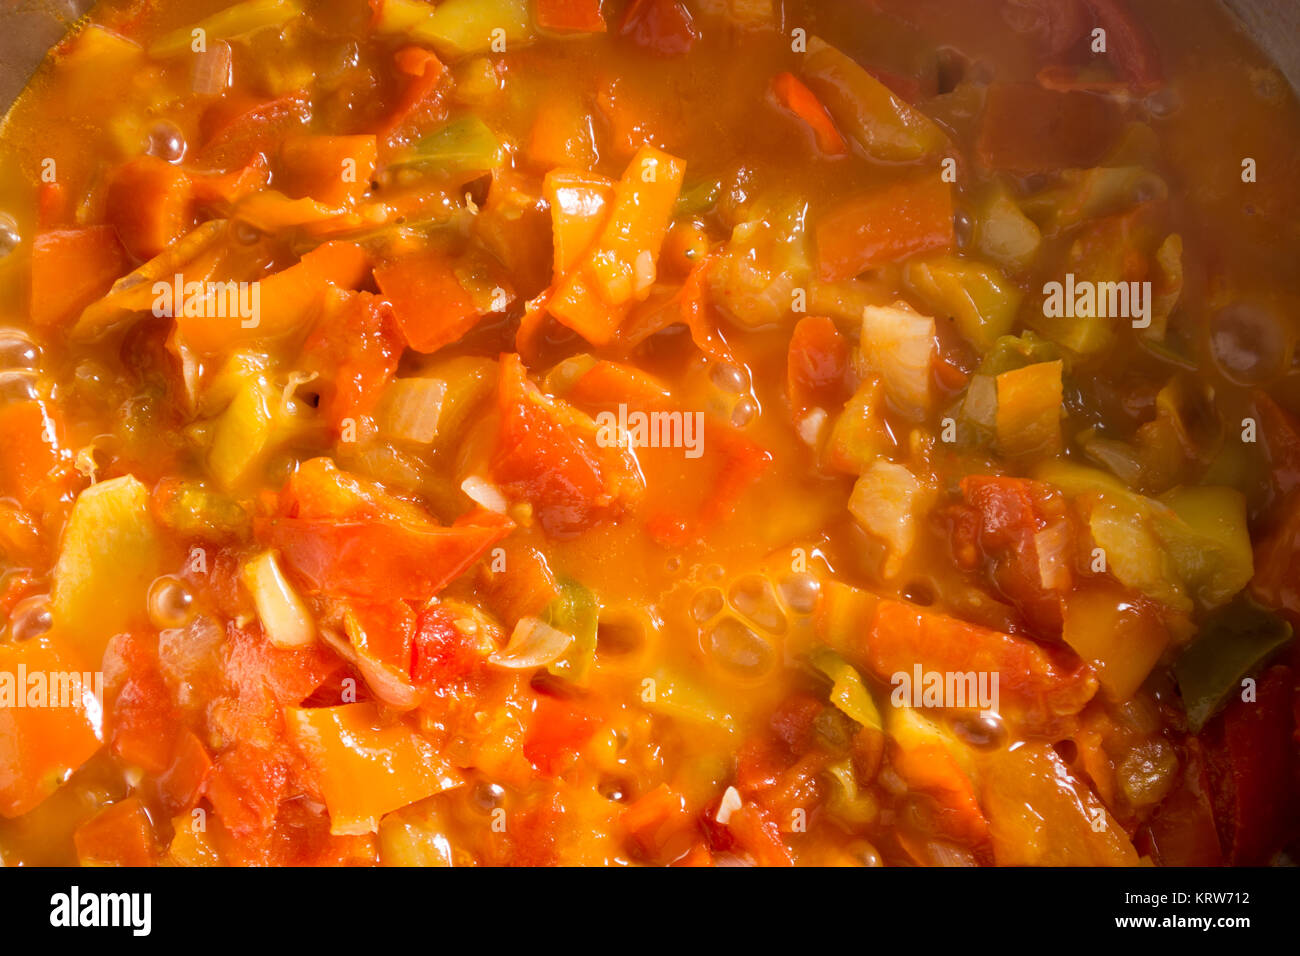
0,0 -> 1297,867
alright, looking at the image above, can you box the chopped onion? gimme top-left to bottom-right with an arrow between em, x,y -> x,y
378,377 -> 447,444
338,613 -> 422,710
715,785 -> 743,824
280,370 -> 319,418
460,475 -> 508,514
488,617 -> 574,670
797,407 -> 828,447
861,303 -> 935,419
241,550 -> 315,648
848,461 -> 927,579
192,40 -> 233,95
1034,520 -> 1072,591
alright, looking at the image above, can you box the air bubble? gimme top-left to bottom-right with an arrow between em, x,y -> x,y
728,575 -> 786,634
705,617 -> 775,678
691,587 -> 724,622
0,329 -> 40,370
710,362 -> 748,394
9,595 -> 52,642
0,370 -> 39,405
0,216 -> 20,261
779,572 -> 821,614
147,121 -> 187,163
147,575 -> 196,629
731,397 -> 758,428
951,711 -> 1006,750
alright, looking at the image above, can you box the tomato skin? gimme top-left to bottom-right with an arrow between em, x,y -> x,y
951,476 -> 1072,638
787,316 -> 851,418
862,599 -> 1098,735
302,292 -> 405,435
205,741 -> 292,837
412,603 -> 478,685
73,797 -> 156,867
1200,664 -> 1298,865
197,90 -> 311,170
619,0 -> 699,57
491,353 -> 641,537
523,697 -> 602,776
261,509 -> 512,600
108,633 -> 180,775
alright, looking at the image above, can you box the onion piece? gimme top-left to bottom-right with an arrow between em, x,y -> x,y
848,461 -> 927,579
715,786 -> 743,824
192,40 -> 233,95
241,549 -> 315,648
488,617 -> 574,670
378,377 -> 447,444
861,302 -> 935,419
460,475 -> 508,514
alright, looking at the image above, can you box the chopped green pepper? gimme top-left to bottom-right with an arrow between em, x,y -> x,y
1175,596 -> 1293,732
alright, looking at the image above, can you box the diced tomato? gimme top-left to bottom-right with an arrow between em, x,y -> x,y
770,72 -> 848,156
537,0 -> 607,33
524,696 -> 602,775
0,400 -> 68,508
787,315 -> 851,418
302,291 -> 405,433
951,475 -> 1072,637
373,248 -> 515,354
158,729 -> 214,816
619,0 -> 698,57
73,797 -> 156,866
108,632 -> 179,775
104,154 -> 194,260
205,741 -> 291,837
698,425 -> 773,527
815,172 -> 954,281
976,83 -> 1122,173
378,46 -> 447,147
221,624 -> 345,717
263,507 -> 513,600
198,89 -> 311,170
29,226 -> 129,329
861,599 -> 1098,734
412,602 -> 481,684
1200,664 -> 1298,865
490,352 -> 642,537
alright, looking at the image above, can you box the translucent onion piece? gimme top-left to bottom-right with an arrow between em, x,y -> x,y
241,549 -> 315,648
489,617 -> 574,669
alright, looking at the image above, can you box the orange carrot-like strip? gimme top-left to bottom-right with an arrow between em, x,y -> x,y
815,172 -> 953,281
770,72 -> 848,156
